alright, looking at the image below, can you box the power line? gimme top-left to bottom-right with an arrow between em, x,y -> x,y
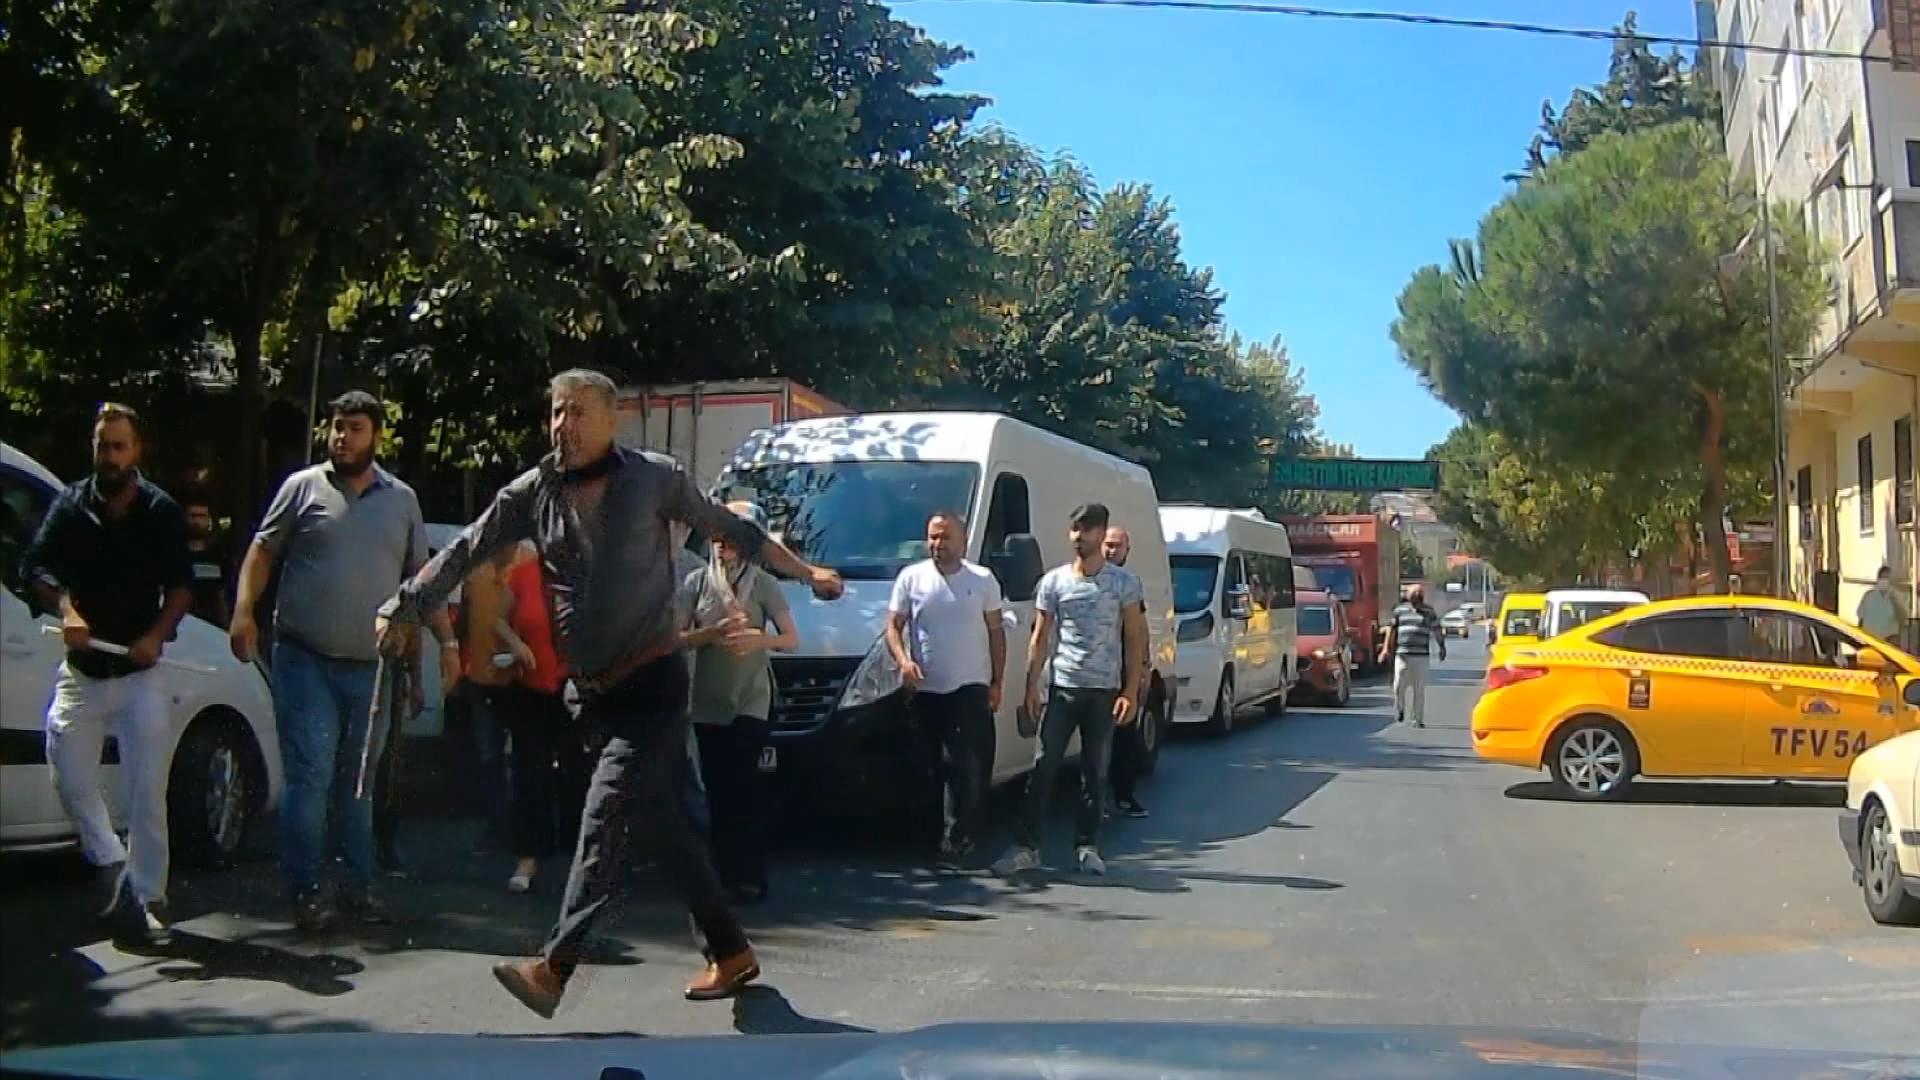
901,0 -> 1895,64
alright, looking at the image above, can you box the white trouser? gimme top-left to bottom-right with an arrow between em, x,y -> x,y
45,663 -> 171,903
1392,653 -> 1430,727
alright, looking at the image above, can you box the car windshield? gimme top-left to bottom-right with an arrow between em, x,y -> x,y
1297,605 -> 1334,636
714,460 -> 980,580
1305,563 -> 1356,600
1170,555 -> 1220,614
1502,608 -> 1542,637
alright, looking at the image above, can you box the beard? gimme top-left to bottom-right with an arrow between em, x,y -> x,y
93,466 -> 133,495
330,448 -> 375,477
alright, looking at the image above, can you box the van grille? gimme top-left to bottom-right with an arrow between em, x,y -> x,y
770,657 -> 859,734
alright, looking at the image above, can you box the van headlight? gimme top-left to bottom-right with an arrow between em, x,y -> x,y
838,634 -> 904,710
1175,612 -> 1215,643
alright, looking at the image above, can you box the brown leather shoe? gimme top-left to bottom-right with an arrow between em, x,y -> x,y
492,957 -> 565,1019
684,947 -> 760,1001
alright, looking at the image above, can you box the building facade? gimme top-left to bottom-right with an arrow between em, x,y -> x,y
1710,0 -> 1920,630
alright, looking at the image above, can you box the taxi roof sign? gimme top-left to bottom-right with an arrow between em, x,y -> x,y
1270,457 -> 1439,492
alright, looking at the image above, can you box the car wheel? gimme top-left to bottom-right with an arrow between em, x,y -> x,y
1546,718 -> 1638,802
1205,669 -> 1235,736
1860,800 -> 1920,926
168,712 -> 262,869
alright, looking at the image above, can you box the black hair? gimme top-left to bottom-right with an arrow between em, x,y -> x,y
1069,502 -> 1110,530
927,509 -> 967,531
328,390 -> 385,430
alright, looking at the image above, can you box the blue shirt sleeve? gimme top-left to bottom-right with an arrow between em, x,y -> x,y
19,486 -> 81,595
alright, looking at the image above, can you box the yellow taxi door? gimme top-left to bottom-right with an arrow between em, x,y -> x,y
1582,609 -> 1748,773
1738,608 -> 1903,779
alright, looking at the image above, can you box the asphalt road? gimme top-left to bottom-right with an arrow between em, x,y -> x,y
4,637 -> 1917,1054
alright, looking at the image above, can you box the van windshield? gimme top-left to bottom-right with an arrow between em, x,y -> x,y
1169,555 -> 1220,614
715,461 -> 980,579
1304,563 -> 1356,601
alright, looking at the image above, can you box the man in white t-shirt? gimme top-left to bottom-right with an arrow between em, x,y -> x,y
884,510 -> 1007,868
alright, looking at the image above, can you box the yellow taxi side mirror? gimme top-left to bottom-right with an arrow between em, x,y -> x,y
1857,647 -> 1891,673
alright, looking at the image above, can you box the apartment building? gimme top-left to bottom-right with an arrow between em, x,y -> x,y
1709,0 -> 1920,629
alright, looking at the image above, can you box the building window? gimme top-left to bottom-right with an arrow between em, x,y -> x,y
1907,140 -> 1920,188
1857,433 -> 1875,533
1796,464 -> 1814,542
1897,416 -> 1915,527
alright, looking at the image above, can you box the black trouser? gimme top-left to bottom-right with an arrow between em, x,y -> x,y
542,654 -> 746,977
1016,686 -> 1117,851
912,684 -> 995,853
502,685 -> 590,860
1108,706 -> 1144,803
693,717 -> 771,893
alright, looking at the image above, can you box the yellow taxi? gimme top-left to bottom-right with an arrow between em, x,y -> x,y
1485,591 -> 1545,671
1472,595 -> 1920,800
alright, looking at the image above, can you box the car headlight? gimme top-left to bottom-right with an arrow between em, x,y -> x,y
838,633 -> 904,711
1176,612 -> 1215,643
1311,647 -> 1331,661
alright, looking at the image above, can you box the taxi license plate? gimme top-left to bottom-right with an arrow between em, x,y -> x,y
757,746 -> 777,773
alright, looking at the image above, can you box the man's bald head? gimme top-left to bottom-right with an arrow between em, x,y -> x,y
1103,526 -> 1131,567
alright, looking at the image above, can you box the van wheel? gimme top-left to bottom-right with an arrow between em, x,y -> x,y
168,712 -> 262,869
1138,692 -> 1168,776
1328,662 -> 1352,707
1546,718 -> 1638,802
1205,670 -> 1235,736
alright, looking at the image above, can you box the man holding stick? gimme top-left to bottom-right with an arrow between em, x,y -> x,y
20,403 -> 194,944
376,369 -> 844,1014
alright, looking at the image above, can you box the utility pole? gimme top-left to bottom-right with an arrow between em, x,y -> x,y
1763,194 -> 1787,599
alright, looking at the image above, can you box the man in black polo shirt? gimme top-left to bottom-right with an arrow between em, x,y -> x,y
20,403 -> 194,944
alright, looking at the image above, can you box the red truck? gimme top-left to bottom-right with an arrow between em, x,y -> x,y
1280,514 -> 1401,674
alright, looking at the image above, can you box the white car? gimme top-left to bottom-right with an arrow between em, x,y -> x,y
1840,717 -> 1920,926
1,442 -> 281,866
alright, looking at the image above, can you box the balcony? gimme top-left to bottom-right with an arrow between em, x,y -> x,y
1799,193 -> 1920,387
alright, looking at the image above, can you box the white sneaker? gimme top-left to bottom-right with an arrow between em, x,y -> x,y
993,846 -> 1040,877
1076,846 -> 1105,876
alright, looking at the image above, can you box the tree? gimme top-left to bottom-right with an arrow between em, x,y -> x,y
1398,535 -> 1428,581
1521,11 -> 1719,175
1395,121 -> 1825,591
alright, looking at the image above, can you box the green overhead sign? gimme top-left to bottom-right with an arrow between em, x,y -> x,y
1269,457 -> 1439,492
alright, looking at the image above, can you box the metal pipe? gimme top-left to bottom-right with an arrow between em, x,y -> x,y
1763,195 -> 1788,599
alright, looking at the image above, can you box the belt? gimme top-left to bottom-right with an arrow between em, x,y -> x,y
572,636 -> 676,697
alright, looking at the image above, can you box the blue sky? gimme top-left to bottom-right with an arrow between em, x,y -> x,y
895,0 -> 1699,458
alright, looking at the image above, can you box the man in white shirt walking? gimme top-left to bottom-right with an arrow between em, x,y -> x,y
884,511 -> 1007,868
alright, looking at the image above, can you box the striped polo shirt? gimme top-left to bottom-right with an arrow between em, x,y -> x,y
1392,601 -> 1440,657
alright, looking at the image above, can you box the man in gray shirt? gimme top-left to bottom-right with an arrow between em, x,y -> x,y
377,369 -> 843,1016
230,391 -> 455,931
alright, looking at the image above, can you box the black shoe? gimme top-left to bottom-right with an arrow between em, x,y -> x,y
936,839 -> 974,870
338,890 -> 393,926
292,888 -> 335,933
1116,798 -> 1150,819
376,844 -> 408,878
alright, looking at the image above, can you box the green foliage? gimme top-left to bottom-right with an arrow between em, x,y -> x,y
1398,535 -> 1428,581
1522,12 -> 1720,175
1398,120 -> 1825,591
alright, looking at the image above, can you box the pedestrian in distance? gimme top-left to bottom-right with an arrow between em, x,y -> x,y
1101,525 -> 1151,819
182,493 -> 232,628
883,510 -> 1008,869
682,500 -> 797,904
375,368 -> 846,1015
1379,582 -> 1445,729
229,390 -> 458,932
20,403 -> 194,945
995,502 -> 1148,879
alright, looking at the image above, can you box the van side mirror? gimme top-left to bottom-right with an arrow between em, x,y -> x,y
988,534 -> 1045,602
1225,584 -> 1252,621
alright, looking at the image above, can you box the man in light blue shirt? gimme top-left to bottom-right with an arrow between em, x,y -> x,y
995,502 -> 1147,878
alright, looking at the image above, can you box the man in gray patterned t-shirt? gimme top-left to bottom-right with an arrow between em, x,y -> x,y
995,503 -> 1146,878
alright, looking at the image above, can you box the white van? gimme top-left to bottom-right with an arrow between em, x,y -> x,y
710,412 -> 1179,822
1159,505 -> 1299,734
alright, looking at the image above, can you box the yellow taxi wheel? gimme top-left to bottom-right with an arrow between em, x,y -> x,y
1546,717 -> 1639,802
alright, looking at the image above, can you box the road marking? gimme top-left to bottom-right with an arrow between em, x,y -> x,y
1133,927 -> 1274,951
1600,981 -> 1920,1008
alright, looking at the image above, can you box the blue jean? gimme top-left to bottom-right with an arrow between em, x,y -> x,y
271,637 -> 383,895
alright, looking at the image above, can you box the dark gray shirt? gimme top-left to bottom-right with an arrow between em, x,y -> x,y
255,463 -> 428,662
380,447 -> 768,679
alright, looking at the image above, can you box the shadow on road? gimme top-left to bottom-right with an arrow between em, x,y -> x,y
1504,780 -> 1847,808
732,985 -> 871,1035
